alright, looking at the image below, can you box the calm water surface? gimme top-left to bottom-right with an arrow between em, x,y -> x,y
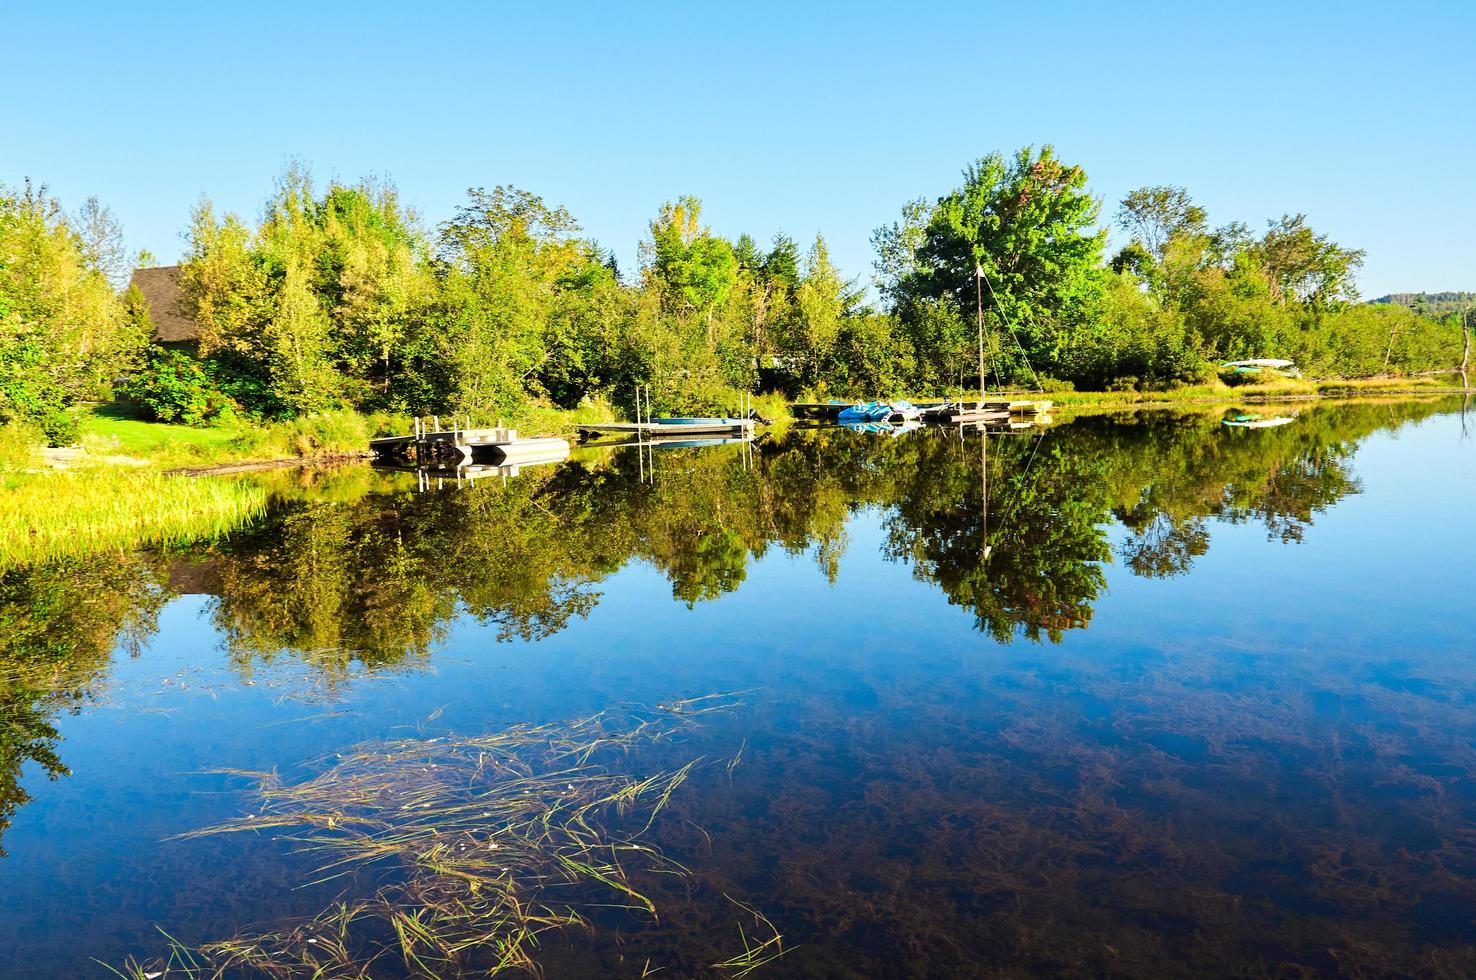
2,399 -> 1474,977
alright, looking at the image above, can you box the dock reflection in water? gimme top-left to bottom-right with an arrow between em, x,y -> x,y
0,397 -> 1473,977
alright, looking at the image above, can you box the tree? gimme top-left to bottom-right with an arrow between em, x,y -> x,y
884,146 -> 1106,383
788,236 -> 855,387
73,195 -> 131,290
0,180 -> 140,443
762,234 -> 800,292
871,197 -> 930,303
1115,185 -> 1206,262
644,197 -> 738,314
435,185 -> 606,416
1249,213 -> 1365,306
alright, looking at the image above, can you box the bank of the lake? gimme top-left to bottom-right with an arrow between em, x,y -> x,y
4,385 -> 1469,572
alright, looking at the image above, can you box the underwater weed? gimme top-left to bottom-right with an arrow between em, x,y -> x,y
122,694 -> 777,977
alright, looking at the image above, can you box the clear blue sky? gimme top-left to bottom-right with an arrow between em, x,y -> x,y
4,1 -> 1472,298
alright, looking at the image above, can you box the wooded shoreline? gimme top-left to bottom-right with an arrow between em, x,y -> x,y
3,149 -> 1472,458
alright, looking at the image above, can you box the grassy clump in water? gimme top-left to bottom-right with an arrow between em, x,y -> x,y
0,471 -> 268,569
113,696 -> 781,978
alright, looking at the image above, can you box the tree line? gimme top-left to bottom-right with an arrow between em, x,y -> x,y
2,151 -> 1470,441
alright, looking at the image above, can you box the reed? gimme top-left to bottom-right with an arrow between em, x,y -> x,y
114,696 -> 777,978
0,471 -> 268,569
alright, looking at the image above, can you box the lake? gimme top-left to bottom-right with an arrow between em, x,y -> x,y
2,397 -> 1474,978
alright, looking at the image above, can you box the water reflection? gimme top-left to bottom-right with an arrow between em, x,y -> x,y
0,396 -> 1469,975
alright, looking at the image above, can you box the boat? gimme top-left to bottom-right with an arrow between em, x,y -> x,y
1222,413 -> 1298,429
1222,359 -> 1302,379
651,416 -> 752,426
837,401 -> 892,423
889,400 -> 921,422
837,400 -> 921,424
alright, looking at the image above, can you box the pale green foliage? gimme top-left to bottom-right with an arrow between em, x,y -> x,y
0,181 -> 143,443
1099,184 -> 1459,383
646,197 -> 739,314
435,185 -> 606,416
182,168 -> 437,417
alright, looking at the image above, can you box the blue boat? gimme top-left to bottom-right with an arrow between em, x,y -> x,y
837,401 -> 892,423
836,400 -> 922,424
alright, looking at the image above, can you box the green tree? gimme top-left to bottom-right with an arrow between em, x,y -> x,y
884,146 -> 1107,384
0,181 -> 142,443
787,235 -> 855,388
1114,185 -> 1207,263
645,197 -> 738,315
1249,213 -> 1365,307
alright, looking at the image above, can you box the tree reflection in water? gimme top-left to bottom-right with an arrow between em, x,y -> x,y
0,397 -> 1453,861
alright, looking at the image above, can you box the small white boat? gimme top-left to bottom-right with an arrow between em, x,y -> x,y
1222,413 -> 1298,429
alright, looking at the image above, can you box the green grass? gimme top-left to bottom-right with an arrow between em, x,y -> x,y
0,470 -> 269,569
80,403 -> 248,463
75,403 -> 404,468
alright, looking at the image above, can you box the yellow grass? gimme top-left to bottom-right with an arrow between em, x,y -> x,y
0,471 -> 269,569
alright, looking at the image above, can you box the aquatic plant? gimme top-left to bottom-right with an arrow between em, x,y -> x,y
0,471 -> 268,569
111,694 -> 782,978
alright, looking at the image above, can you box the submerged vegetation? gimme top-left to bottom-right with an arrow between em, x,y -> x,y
113,697 -> 773,978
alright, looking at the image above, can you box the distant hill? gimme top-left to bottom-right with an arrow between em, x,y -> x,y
1369,291 -> 1474,316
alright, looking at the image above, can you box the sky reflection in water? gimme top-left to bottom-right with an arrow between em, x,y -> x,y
0,398 -> 1473,977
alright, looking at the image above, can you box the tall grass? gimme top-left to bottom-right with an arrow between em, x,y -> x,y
0,471 -> 268,569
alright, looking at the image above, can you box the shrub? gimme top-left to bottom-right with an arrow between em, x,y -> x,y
122,347 -> 232,425
0,339 -> 81,445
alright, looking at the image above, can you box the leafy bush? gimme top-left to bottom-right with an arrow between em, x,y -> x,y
121,347 -> 233,425
238,410 -> 376,458
0,339 -> 81,445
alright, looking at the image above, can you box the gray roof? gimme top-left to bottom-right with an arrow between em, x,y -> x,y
129,265 -> 199,343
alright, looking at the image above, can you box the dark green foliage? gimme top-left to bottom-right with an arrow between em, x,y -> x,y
878,146 -> 1107,388
763,234 -> 800,292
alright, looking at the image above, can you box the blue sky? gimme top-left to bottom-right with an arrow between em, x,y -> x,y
3,1 -> 1472,297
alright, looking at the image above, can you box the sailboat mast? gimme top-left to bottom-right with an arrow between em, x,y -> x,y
981,424 -> 991,561
975,262 -> 985,403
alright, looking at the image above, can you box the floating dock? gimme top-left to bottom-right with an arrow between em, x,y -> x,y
370,418 -> 570,465
576,419 -> 756,441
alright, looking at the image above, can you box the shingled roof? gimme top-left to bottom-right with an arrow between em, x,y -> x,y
129,265 -> 200,343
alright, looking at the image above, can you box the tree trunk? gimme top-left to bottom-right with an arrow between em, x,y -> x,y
1461,306 -> 1471,388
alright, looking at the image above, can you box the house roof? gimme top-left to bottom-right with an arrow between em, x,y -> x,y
129,265 -> 199,343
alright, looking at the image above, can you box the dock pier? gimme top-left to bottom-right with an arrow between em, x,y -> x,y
370,417 -> 570,465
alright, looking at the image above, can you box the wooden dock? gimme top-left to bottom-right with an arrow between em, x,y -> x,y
917,400 -> 1048,424
376,457 -> 567,491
